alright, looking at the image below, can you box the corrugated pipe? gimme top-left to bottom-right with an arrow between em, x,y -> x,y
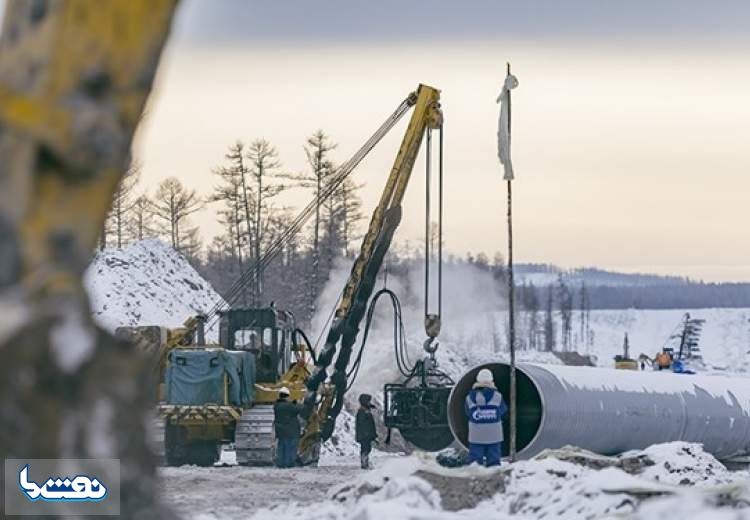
447,363 -> 750,460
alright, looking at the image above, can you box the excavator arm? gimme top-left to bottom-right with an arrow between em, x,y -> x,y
302,84 -> 443,440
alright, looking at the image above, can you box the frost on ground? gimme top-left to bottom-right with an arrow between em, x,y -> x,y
158,461 -> 364,519
84,239 -> 225,340
244,443 -> 750,520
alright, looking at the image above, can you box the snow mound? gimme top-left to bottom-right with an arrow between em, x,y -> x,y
320,409 -> 360,461
251,443 -> 750,520
84,239 -> 225,339
635,442 -> 733,486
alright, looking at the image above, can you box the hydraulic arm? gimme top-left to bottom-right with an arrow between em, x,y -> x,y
302,84 -> 443,440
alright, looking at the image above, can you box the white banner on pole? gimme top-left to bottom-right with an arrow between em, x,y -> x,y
497,73 -> 519,181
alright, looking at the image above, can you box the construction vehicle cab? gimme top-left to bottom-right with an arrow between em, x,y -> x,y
219,307 -> 296,383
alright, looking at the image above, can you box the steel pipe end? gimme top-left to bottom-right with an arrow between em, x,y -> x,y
447,362 -> 543,458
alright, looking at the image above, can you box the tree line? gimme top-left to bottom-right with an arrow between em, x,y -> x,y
100,131 -> 750,334
99,130 -> 364,325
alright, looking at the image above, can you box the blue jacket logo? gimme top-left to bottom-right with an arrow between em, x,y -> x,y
19,464 -> 107,502
471,408 -> 499,422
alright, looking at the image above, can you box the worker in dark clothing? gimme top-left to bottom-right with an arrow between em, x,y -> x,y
273,387 -> 301,468
355,393 -> 377,469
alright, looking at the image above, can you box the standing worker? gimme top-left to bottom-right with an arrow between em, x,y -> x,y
273,387 -> 301,468
355,393 -> 377,469
464,368 -> 508,467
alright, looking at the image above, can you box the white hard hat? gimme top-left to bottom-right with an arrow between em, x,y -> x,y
278,386 -> 290,396
476,368 -> 494,385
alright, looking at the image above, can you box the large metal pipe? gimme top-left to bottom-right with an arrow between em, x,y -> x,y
448,363 -> 750,460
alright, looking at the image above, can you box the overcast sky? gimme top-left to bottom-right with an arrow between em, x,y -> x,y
70,0 -> 750,281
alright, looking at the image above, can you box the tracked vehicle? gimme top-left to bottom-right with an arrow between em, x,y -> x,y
121,307 -> 323,467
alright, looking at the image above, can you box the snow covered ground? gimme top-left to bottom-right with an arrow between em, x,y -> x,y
159,443 -> 750,520
159,458 -> 364,519
84,242 -> 750,518
84,239 -> 225,340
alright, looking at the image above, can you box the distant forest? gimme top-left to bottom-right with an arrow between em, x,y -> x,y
582,282 -> 750,309
514,264 -> 750,310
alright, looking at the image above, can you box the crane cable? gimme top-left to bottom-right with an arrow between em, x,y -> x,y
423,125 -> 444,353
345,124 -> 445,391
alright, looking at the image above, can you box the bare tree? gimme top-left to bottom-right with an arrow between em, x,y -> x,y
544,285 -> 556,351
338,177 -> 364,256
579,282 -> 591,349
283,130 -> 337,317
130,193 -> 154,241
557,275 -> 573,351
101,163 -> 140,249
98,219 -> 111,251
246,139 -> 286,303
151,177 -> 203,252
523,283 -> 541,350
211,143 -> 251,290
180,226 -> 203,265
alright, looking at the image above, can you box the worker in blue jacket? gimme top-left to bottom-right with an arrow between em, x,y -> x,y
464,368 -> 508,467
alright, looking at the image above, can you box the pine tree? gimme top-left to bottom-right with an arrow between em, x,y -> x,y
544,285 -> 556,351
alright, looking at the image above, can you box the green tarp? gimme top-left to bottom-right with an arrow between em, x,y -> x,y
165,349 -> 255,406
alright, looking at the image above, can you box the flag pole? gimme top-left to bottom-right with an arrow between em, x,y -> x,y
506,61 -> 518,462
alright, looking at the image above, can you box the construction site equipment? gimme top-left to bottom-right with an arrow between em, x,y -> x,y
614,332 -> 638,370
122,307 -> 314,466
116,316 -> 203,401
383,360 -> 455,450
448,362 -> 750,460
129,85 -> 455,462
301,84 -> 455,452
644,313 -> 705,373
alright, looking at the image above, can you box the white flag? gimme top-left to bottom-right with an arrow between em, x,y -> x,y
497,73 -> 519,180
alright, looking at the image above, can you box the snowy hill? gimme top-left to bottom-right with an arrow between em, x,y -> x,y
515,263 -> 687,288
84,239 -> 225,338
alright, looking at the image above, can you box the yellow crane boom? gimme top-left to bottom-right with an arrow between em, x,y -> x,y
302,84 -> 443,440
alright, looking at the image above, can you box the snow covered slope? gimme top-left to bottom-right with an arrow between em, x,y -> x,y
84,239 -> 225,338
